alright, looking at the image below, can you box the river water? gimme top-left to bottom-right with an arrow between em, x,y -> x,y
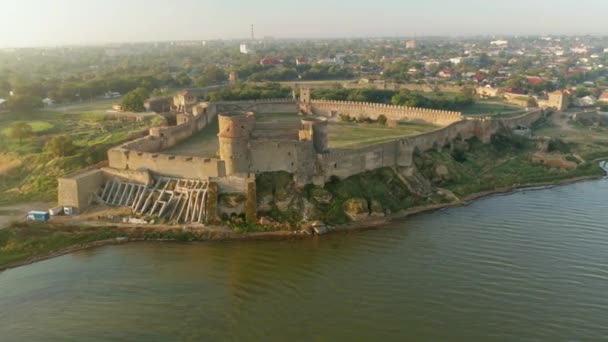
2,179 -> 608,341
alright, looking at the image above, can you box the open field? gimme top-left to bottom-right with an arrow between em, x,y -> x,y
0,103 -> 158,204
533,112 -> 608,160
329,121 -> 437,149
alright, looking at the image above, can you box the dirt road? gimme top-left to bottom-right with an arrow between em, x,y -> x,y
0,202 -> 51,229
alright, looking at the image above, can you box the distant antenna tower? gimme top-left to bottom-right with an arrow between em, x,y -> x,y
251,24 -> 255,41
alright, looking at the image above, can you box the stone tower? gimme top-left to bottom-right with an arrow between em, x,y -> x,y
548,91 -> 569,111
299,118 -> 329,153
299,88 -> 312,114
300,88 -> 311,103
218,112 -> 255,175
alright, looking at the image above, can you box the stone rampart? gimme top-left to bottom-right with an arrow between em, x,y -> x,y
248,139 -> 314,175
310,100 -> 463,126
108,149 -> 226,180
314,110 -> 543,182
108,108 -> 225,180
58,169 -> 105,211
208,99 -> 298,116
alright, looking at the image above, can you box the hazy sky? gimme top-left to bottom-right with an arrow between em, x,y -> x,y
1,0 -> 607,47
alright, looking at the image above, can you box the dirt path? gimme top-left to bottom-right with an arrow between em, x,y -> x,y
0,202 -> 52,229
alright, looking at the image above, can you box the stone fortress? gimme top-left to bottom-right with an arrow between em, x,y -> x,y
58,87 -> 545,224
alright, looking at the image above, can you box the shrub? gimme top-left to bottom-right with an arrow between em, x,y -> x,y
377,115 -> 387,125
339,114 -> 352,122
45,135 -> 77,157
7,122 -> 33,143
547,138 -> 571,154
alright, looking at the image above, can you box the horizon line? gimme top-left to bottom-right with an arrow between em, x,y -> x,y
2,33 -> 608,50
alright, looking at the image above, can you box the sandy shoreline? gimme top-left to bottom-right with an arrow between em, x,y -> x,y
1,173 -> 605,273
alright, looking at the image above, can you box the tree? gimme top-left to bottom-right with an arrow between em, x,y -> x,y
7,95 -> 43,112
175,72 -> 192,87
8,122 -> 33,143
195,66 -> 227,87
121,87 -> 149,112
45,135 -> 76,157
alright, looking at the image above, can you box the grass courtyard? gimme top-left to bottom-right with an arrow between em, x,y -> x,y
461,101 -> 528,117
163,117 -> 220,157
328,121 -> 438,149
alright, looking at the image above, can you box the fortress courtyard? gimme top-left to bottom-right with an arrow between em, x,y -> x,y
164,111 -> 438,157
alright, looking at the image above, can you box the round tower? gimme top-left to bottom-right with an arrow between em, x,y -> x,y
300,117 -> 328,153
218,111 -> 255,175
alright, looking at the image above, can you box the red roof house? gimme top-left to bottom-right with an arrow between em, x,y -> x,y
260,57 -> 283,66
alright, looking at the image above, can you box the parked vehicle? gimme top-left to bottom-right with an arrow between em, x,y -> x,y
26,211 -> 50,222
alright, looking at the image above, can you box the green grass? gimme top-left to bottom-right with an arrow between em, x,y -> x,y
164,117 -> 220,157
0,223 -> 121,269
0,121 -> 55,136
461,102 -> 527,116
329,121 -> 437,149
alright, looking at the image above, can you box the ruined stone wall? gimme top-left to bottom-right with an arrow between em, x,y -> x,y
310,100 -> 463,126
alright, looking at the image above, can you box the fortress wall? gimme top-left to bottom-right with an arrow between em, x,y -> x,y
248,139 -> 308,174
208,99 -> 298,116
316,140 -> 399,180
150,120 -> 196,149
211,174 -> 253,193
58,169 -> 105,211
316,110 -> 544,182
501,110 -> 544,128
255,102 -> 298,113
100,167 -> 152,185
310,100 -> 463,126
114,151 -> 226,180
118,136 -> 163,153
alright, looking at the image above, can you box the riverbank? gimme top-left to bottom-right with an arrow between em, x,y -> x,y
2,169 -> 605,273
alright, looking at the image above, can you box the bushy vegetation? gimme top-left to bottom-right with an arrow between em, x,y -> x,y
0,110 -> 153,204
207,82 -> 292,101
415,134 -> 603,197
309,168 -> 425,224
121,87 -> 149,112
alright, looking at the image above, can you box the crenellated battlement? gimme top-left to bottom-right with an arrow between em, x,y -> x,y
309,99 -> 463,126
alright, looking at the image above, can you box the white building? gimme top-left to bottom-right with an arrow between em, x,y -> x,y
490,40 -> 508,47
450,57 -> 463,65
104,91 -> 121,99
42,98 -> 55,106
240,44 -> 254,55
